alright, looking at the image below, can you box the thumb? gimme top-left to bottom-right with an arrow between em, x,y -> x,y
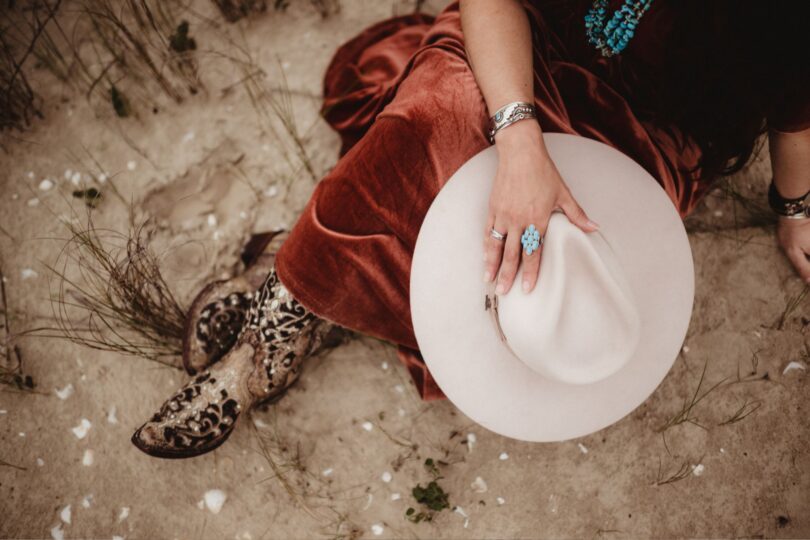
559,191 -> 599,232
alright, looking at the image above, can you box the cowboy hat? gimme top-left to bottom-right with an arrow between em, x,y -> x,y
409,132 -> 694,442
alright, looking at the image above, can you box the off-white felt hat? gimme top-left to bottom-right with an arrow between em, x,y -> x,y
410,132 -> 694,442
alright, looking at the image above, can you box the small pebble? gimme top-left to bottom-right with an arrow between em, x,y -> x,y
26,197 -> 40,207
97,173 -> 108,183
36,458 -> 45,466
381,471 -> 392,483
82,449 -> 94,466
107,405 -> 118,424
496,497 -> 506,505
322,468 -> 333,477
381,361 -> 389,370
466,433 -> 477,453
39,179 -> 54,191
263,185 -> 278,198
471,476 -> 488,493
371,524 -> 384,536
394,384 -> 404,394
118,507 -> 130,522
692,463 -> 705,476
682,345 -> 690,354
64,169 -> 73,180
81,495 -> 93,508
499,452 -> 509,461
361,421 -> 373,431
19,432 -> 25,437
27,171 -> 35,179
70,172 -> 81,186
21,268 -> 38,280
207,214 -> 217,227
390,493 -> 401,501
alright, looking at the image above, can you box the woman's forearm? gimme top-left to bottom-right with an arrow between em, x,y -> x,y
460,0 -> 542,147
769,127 -> 810,198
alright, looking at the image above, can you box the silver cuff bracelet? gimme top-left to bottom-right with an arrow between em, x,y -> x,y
487,101 -> 537,144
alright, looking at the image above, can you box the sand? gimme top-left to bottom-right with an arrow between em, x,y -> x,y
0,0 -> 808,538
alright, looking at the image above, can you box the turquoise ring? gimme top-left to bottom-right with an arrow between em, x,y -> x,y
520,224 -> 542,255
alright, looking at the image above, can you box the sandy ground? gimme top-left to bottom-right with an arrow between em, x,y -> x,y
1,1 -> 808,538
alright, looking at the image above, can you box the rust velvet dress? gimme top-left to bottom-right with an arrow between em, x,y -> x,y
273,0 -> 810,401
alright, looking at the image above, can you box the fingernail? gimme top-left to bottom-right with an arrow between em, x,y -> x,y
496,281 -> 506,294
587,219 -> 600,230
522,280 -> 530,293
483,270 -> 491,282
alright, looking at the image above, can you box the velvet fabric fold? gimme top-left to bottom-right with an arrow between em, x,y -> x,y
272,0 -> 801,401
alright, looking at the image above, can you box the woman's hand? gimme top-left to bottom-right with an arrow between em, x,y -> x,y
483,120 -> 600,294
776,216 -> 810,283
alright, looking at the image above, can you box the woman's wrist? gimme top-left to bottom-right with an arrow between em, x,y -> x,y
493,118 -> 545,153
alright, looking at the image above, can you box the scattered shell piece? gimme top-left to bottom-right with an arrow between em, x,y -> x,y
213,230 -> 222,241
39,179 -> 54,191
720,448 -> 725,454
50,524 -> 64,540
72,418 -> 92,439
548,493 -> 558,513
753,330 -> 762,338
322,468 -> 333,477
577,443 -> 589,454
471,476 -> 488,493
11,193 -> 19,200
252,417 -> 269,429
0,409 -> 6,414
126,161 -> 137,171
691,464 -> 705,476
97,173 -> 108,183
64,169 -> 73,180
55,384 -> 74,400
27,197 -> 40,207
82,449 -> 94,466
60,504 -> 71,524
263,185 -> 278,198
70,172 -> 81,186
370,523 -> 384,536
81,495 -> 93,508
496,497 -> 505,505
682,345 -> 690,354
783,361 -> 806,375
394,384 -> 404,394
381,361 -> 389,370
37,458 -> 45,466
207,214 -> 218,227
499,452 -> 509,461
362,493 -> 373,510
107,406 -> 118,424
21,268 -> 38,280
466,433 -> 476,453
182,131 -> 196,143
204,489 -> 227,514
361,421 -> 373,431
453,505 -> 470,528
118,507 -> 130,522
390,493 -> 401,501
381,471 -> 392,483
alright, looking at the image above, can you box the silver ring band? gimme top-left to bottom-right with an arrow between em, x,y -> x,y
489,227 -> 506,241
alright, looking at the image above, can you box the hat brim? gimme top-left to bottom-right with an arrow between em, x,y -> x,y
410,133 -> 694,442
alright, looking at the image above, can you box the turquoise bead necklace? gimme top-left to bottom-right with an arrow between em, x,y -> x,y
584,0 -> 655,57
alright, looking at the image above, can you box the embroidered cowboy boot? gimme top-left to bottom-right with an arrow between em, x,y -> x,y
132,265 -> 337,459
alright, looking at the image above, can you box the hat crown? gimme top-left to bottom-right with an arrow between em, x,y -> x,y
496,212 -> 641,385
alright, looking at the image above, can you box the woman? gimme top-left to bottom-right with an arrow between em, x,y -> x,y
131,0 -> 810,459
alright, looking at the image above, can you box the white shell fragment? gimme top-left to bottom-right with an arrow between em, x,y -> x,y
50,524 -> 64,540
361,421 -> 373,431
381,471 -> 392,483
263,185 -> 278,198
371,523 -> 384,536
783,361 -> 806,375
390,493 -> 401,501
81,495 -> 93,508
107,406 -> 118,424
27,197 -> 40,207
322,468 -> 333,477
118,507 -> 130,522
578,443 -> 589,454
60,504 -> 71,524
204,489 -> 227,514
36,458 -> 45,466
692,464 -> 705,476
82,449 -> 94,466
496,496 -> 506,505
499,452 -> 509,460
126,160 -> 137,171
453,505 -> 470,528
55,384 -> 74,400
471,476 -> 488,493
207,214 -> 217,227
71,418 -> 92,439
39,179 -> 54,191
21,268 -> 38,280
